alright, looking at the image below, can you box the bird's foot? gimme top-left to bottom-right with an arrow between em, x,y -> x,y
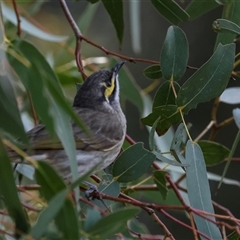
83,181 -> 101,200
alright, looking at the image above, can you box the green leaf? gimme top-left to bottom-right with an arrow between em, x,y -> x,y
84,207 -> 102,232
0,74 -> 27,143
170,123 -> 188,152
153,171 -> 168,200
168,123 -> 190,166
30,189 -> 68,239
150,0 -> 189,25
198,140 -> 230,166
86,207 -> 140,238
2,3 -> 68,42
185,141 -> 222,239
128,218 -> 149,236
112,143 -> 155,183
111,59 -> 143,114
141,105 -> 181,136
176,43 -> 235,113
160,26 -> 189,81
101,0 -> 124,44
153,81 -> 180,109
93,174 -> 120,209
143,65 -> 162,80
154,150 -> 189,167
213,19 -> 240,35
186,0 -> 220,20
149,117 -> 160,151
35,161 -> 79,239
215,1 -> 240,47
0,137 -> 30,235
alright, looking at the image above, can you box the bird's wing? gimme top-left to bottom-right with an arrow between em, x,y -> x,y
73,107 -> 126,151
26,107 -> 125,151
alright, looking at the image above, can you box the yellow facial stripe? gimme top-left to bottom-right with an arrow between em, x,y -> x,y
103,77 -> 115,98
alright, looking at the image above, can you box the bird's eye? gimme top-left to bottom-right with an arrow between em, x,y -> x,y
105,79 -> 112,87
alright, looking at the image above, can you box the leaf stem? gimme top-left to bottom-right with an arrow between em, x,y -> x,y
179,110 -> 193,142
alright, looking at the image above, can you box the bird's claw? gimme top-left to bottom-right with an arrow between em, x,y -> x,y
83,181 -> 101,200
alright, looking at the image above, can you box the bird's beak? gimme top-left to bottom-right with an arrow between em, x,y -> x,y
112,61 -> 125,76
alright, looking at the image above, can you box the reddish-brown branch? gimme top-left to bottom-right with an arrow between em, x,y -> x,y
189,211 -> 198,240
213,201 -> 240,227
11,0 -> 21,37
151,211 -> 175,240
58,0 -> 87,79
125,134 -> 137,145
160,209 -> 211,240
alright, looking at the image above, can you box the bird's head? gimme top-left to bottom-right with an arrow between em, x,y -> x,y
73,62 -> 125,108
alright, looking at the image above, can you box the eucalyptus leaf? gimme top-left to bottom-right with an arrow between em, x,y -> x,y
177,43 -> 235,113
0,75 -> 27,142
220,87 -> 240,104
153,81 -> 181,109
30,189 -> 68,239
154,150 -> 189,167
93,174 -> 120,209
198,140 -> 230,166
150,0 -> 189,25
86,207 -> 140,238
84,207 -> 102,232
185,141 -> 222,239
213,19 -> 240,35
186,0 -> 219,20
215,1 -> 240,47
141,105 -> 181,136
153,171 -> 168,200
161,26 -> 189,81
0,137 -> 30,235
101,0 -> 124,44
149,117 -> 160,151
112,143 -> 155,183
143,65 -> 162,80
35,161 -> 79,239
170,123 -> 188,152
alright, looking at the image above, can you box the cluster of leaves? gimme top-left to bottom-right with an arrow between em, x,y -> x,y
1,0 -> 240,239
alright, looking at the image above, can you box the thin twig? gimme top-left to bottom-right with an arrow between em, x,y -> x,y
194,120 -> 215,142
189,211 -> 198,240
58,0 -> 87,79
160,209 -> 211,240
213,201 -> 240,227
151,211 -> 175,240
11,0 -> 21,37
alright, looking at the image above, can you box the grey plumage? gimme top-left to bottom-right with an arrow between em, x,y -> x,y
9,62 -> 126,182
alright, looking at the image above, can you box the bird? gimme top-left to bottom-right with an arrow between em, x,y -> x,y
9,62 -> 126,183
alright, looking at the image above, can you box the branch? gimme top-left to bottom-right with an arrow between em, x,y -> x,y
11,0 -> 21,37
58,0 -> 87,79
